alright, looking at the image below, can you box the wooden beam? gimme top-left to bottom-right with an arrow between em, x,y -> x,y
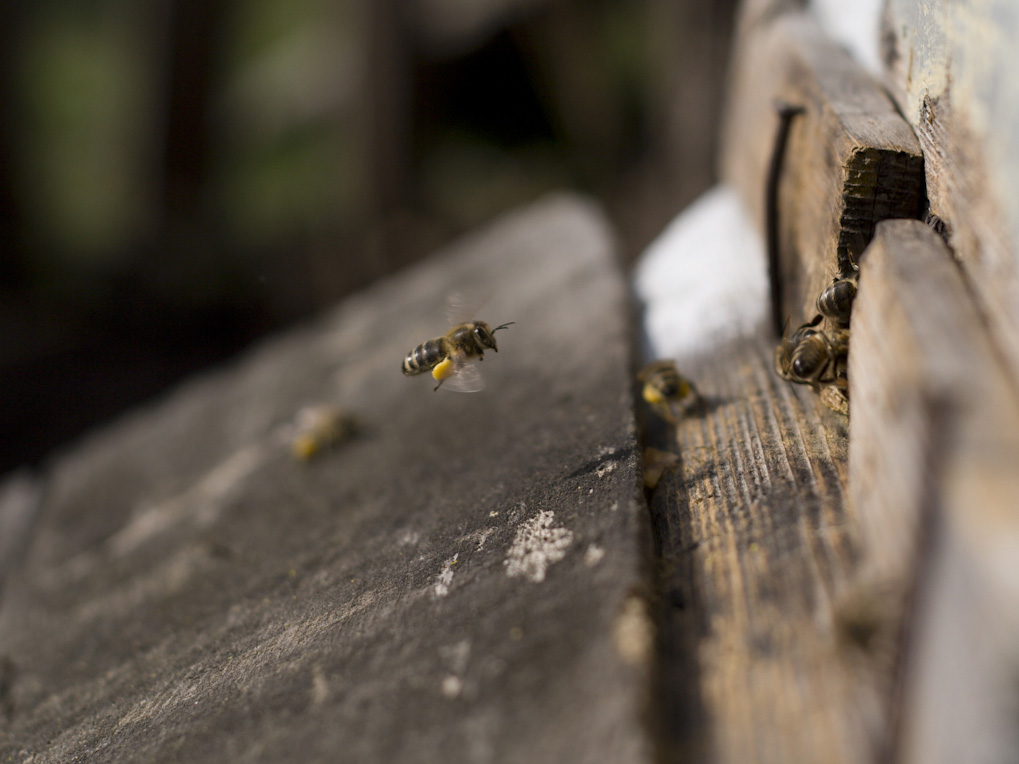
847,219 -> 1019,763
649,332 -> 866,764
721,11 -> 924,329
881,1 -> 1019,388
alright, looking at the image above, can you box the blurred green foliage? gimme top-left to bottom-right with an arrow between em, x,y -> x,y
0,0 -> 734,472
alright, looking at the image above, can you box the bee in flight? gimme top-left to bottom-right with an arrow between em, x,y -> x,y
638,360 -> 700,424
402,318 -> 515,392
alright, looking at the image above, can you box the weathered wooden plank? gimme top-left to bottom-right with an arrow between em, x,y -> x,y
881,0 -> 1019,388
647,332 -> 865,764
721,10 -> 924,329
847,219 -> 1019,763
0,195 -> 652,763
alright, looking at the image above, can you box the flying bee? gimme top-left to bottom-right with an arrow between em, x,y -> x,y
638,360 -> 700,424
816,277 -> 858,326
402,320 -> 515,392
289,405 -> 358,461
776,315 -> 849,392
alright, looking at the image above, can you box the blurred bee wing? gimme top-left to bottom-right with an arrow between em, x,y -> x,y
443,358 -> 485,393
445,292 -> 491,324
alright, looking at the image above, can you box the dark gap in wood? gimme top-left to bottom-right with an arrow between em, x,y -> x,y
648,468 -> 714,764
639,331 -> 857,761
637,375 -> 712,762
766,102 -> 806,338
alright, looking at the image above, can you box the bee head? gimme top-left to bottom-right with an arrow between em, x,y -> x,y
474,321 -> 515,352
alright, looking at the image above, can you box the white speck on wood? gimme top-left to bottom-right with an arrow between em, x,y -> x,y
397,529 -> 420,547
503,510 -> 574,583
613,595 -> 654,667
310,666 -> 330,705
474,527 -> 494,550
584,544 -> 605,567
433,553 -> 459,597
441,674 -> 463,699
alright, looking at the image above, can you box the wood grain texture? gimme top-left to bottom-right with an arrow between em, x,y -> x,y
647,332 -> 865,764
848,219 -> 1019,764
0,196 -> 652,764
881,0 -> 1019,388
721,10 -> 924,326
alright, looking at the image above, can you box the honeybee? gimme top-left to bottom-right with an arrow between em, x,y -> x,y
816,277 -> 858,326
638,360 -> 700,424
290,405 -> 358,461
402,319 -> 515,392
776,315 -> 849,392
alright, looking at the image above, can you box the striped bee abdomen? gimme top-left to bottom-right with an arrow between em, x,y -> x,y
402,337 -> 448,375
816,279 -> 857,326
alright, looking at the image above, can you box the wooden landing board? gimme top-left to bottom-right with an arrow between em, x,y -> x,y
848,219 -> 1019,764
646,334 -> 866,764
721,10 -> 924,329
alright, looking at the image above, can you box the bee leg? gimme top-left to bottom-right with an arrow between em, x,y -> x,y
433,379 -> 444,392
430,357 -> 455,391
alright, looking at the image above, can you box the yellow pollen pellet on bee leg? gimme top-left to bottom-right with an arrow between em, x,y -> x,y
642,385 -> 665,405
432,357 -> 455,381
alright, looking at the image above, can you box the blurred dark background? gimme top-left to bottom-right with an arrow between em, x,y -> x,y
0,0 -> 737,475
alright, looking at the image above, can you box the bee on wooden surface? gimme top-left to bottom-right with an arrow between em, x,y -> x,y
638,360 -> 700,424
402,319 -> 515,392
816,277 -> 858,326
290,405 -> 359,461
776,315 -> 849,393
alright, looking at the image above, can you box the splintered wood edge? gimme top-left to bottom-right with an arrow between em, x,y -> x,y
848,219 -> 1019,764
721,10 -> 924,327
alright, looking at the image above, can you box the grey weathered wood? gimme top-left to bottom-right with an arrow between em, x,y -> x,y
881,0 -> 1019,402
847,218 -> 1019,764
0,195 -> 652,763
721,10 -> 924,327
647,332 -> 865,764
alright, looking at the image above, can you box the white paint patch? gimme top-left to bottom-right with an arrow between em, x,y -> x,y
595,461 -> 617,478
473,527 -> 494,550
433,553 -> 459,597
503,510 -> 574,583
584,544 -> 605,567
813,0 -> 883,75
633,186 -> 767,363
